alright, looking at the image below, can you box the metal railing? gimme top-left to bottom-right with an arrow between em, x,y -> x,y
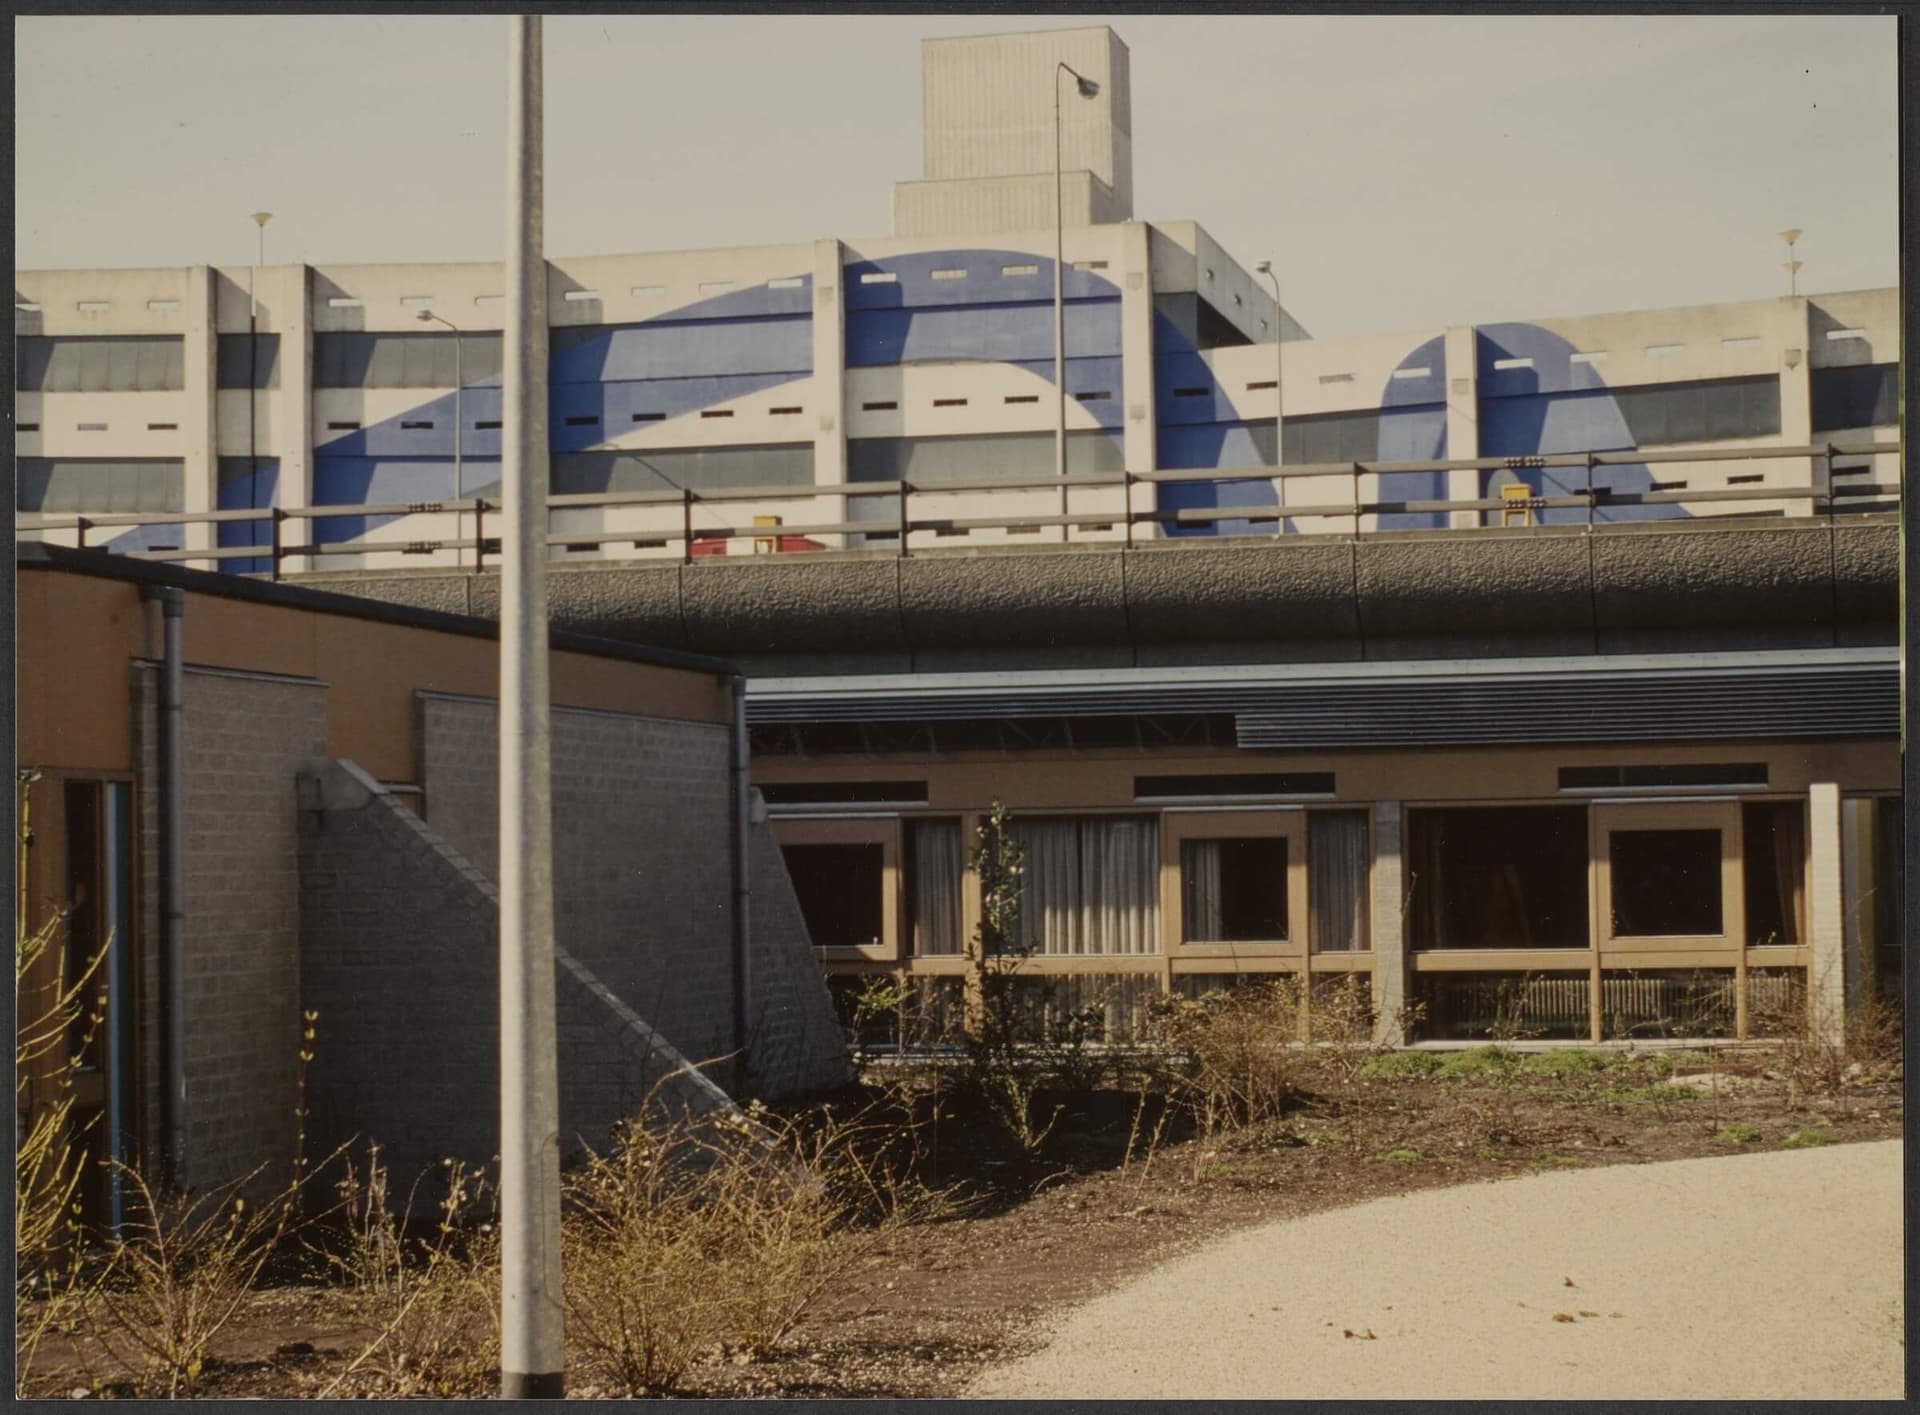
14,440 -> 1900,579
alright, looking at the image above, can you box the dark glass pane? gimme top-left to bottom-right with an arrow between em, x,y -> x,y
1610,829 -> 1722,936
781,842 -> 884,949
1182,837 -> 1287,941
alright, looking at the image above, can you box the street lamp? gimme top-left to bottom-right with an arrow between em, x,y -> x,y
1779,228 -> 1804,298
1255,260 -> 1283,534
1053,61 -> 1099,540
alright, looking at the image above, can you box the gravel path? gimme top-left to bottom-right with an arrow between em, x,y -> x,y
970,1140 -> 1904,1400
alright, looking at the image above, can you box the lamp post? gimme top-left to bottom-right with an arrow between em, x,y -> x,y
498,13 -> 563,1399
1779,228 -> 1803,298
417,309 -> 464,568
1255,260 -> 1283,534
1053,61 -> 1099,541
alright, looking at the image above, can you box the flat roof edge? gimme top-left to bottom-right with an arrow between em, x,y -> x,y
16,543 -> 739,681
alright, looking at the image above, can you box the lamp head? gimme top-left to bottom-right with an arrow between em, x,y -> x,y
1076,75 -> 1100,98
1778,227 -> 1802,247
1255,260 -> 1272,274
415,309 -> 434,323
251,211 -> 273,229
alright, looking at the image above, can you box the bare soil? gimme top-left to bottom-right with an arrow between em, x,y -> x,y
22,1053 -> 1901,1400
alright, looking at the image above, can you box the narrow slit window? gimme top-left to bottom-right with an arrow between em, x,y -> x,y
698,281 -> 735,294
1005,394 -> 1039,404
933,397 -> 968,407
327,421 -> 360,430
862,400 -> 898,411
146,422 -> 178,431
631,412 -> 665,422
474,294 -> 504,307
1006,524 -> 1042,534
1073,259 -> 1109,271
477,419 -> 503,429
1722,336 -> 1761,350
1570,351 -> 1609,364
859,272 -> 898,285
700,409 -> 734,419
769,405 -> 803,415
78,422 -> 108,432
564,415 -> 599,426
19,423 -> 40,432
1173,387 -> 1209,398
1727,473 -> 1764,485
1002,264 -> 1038,277
930,268 -> 967,281
1392,366 -> 1432,379
16,302 -> 42,313
767,277 -> 804,290
630,285 -> 665,299
1648,479 -> 1688,491
327,297 -> 362,309
77,301 -> 110,313
1647,343 -> 1684,356
400,295 -> 435,308
1825,328 -> 1867,342
1318,373 -> 1354,385
1492,357 -> 1533,371
401,420 -> 435,430
1246,379 -> 1277,391
1074,390 -> 1112,401
562,289 -> 601,303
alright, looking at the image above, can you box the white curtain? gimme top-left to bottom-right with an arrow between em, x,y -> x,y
1015,817 -> 1158,955
1181,839 -> 1225,942
1310,812 -> 1370,951
910,819 -> 963,956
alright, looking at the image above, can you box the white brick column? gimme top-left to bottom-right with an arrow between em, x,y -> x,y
1444,324 -> 1479,529
1370,800 -> 1410,1045
182,265 -> 218,567
1806,782 -> 1845,1047
1118,221 -> 1158,538
277,265 -> 315,574
811,239 -> 848,546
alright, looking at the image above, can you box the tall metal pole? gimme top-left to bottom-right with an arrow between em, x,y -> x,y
1052,67 -> 1068,542
499,13 -> 563,1400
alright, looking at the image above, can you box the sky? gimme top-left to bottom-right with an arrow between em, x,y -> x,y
13,12 -> 1900,339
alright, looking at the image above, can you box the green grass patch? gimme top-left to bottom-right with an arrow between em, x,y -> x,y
1716,1123 -> 1764,1144
1437,1046 -> 1521,1078
1359,1051 -> 1445,1080
1517,1049 -> 1613,1077
1782,1128 -> 1833,1149
1378,1148 -> 1425,1163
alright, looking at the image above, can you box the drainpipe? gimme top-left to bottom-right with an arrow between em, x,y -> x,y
730,675 -> 753,1093
144,585 -> 188,1188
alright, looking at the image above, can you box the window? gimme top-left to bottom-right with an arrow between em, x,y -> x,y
769,405 -> 802,415
1011,816 -> 1158,955
933,398 -> 967,408
784,843 -> 885,949
1183,838 -> 1288,941
1309,811 -> 1370,952
16,335 -> 186,393
699,409 -> 734,419
1408,806 -> 1588,950
217,333 -> 281,389
698,281 -> 735,295
1743,802 -> 1804,948
1005,394 -> 1039,405
1610,830 -> 1722,936
146,422 -> 178,432
761,781 -> 928,809
861,401 -> 897,412
632,412 -> 665,423
767,277 -> 804,290
400,295 -> 435,308
1318,373 -> 1354,385
16,458 -> 185,514
77,300 -> 110,313
930,268 -> 967,281
1074,390 -> 1111,402
1560,763 -> 1765,792
1492,357 -> 1533,371
313,331 -> 504,389
776,817 -> 898,958
326,296 -> 362,309
562,289 -> 601,303
907,819 -> 964,956
401,420 -> 434,431
1811,363 -> 1897,431
563,415 -> 599,427
1137,772 -> 1334,801
859,272 -> 897,285
1002,264 -> 1039,277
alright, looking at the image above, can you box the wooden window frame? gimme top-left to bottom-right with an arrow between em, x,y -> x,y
1159,809 -> 1307,961
771,816 -> 901,963
1594,800 -> 1744,964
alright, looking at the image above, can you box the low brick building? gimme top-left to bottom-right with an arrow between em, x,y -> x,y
15,543 -> 849,1223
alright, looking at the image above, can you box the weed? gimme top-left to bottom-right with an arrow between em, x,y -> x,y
1359,1050 -> 1445,1080
1518,1049 -> 1613,1078
1437,1045 -> 1521,1079
1379,1148 -> 1424,1164
1781,1128 -> 1833,1149
1716,1123 -> 1764,1144
1597,1084 -> 1698,1106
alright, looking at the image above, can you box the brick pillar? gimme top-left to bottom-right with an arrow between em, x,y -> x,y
1806,782 -> 1844,1047
1370,800 -> 1410,1045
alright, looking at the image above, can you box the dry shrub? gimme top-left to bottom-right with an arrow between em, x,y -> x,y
79,1160 -> 304,1397
563,1093 -> 954,1396
313,1148 -> 499,1398
14,911 -> 109,1387
1304,974 -> 1377,1079
1151,979 -> 1307,1133
1748,980 -> 1903,1107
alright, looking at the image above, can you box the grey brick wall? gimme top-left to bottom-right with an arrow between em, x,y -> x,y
418,693 -> 848,1099
132,664 -> 328,1192
297,760 -> 735,1190
747,812 -> 855,1095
